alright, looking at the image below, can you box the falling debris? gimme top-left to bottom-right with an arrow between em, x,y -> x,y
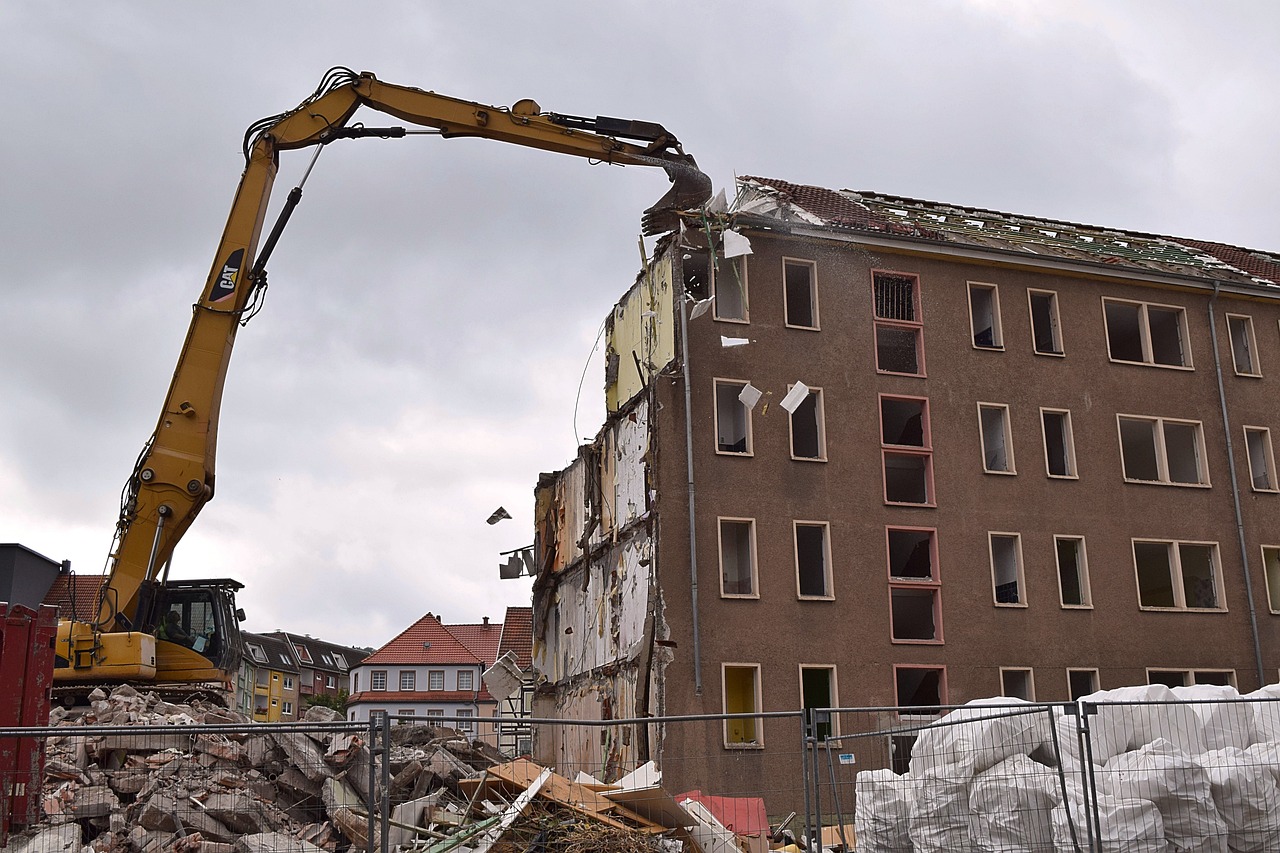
719,336 -> 750,348
688,297 -> 714,320
736,384 -> 762,411
485,507 -> 512,525
778,382 -> 810,414
720,230 -> 752,259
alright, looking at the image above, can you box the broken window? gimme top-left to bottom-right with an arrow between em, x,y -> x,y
1001,668 -> 1035,701
968,283 -> 1002,349
874,272 -> 924,375
1068,669 -> 1099,700
428,670 -> 444,691
1245,426 -> 1277,491
399,671 -> 416,691
371,671 -> 387,691
1042,409 -> 1077,478
1133,540 -> 1223,610
784,258 -> 819,329
895,666 -> 945,716
1056,536 -> 1091,608
1104,298 -> 1191,367
990,533 -> 1025,606
1227,314 -> 1259,376
1029,289 -> 1064,355
714,379 -> 753,454
881,395 -> 928,447
887,528 -> 937,581
682,248 -> 711,300
789,385 -> 826,460
891,587 -> 941,643
979,403 -> 1015,473
800,666 -> 836,739
723,664 -> 762,746
714,256 -> 748,322
1264,547 -> 1280,613
795,522 -> 832,598
883,452 -> 932,505
719,518 -> 758,597
1118,415 -> 1207,485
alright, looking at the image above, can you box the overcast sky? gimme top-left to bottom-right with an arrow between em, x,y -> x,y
3,2 -> 1277,649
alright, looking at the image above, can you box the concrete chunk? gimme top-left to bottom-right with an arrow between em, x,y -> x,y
272,731 -> 332,782
232,832 -> 327,853
6,823 -> 82,853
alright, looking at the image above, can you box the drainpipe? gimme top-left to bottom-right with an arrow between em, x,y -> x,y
678,286 -> 703,695
1208,284 -> 1265,687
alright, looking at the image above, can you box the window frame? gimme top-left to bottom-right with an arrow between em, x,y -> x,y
872,270 -> 925,377
889,583 -> 944,645
880,394 -> 930,449
967,282 -> 1004,350
1244,425 -> 1278,493
794,520 -> 834,600
1146,668 -> 1237,688
371,670 -> 387,692
886,525 -> 943,644
1054,535 -> 1092,609
782,257 -> 820,330
1028,288 -> 1065,356
713,378 -> 754,456
713,256 -> 749,324
722,663 -> 764,748
999,667 -> 1036,701
1262,545 -> 1280,614
427,670 -> 445,691
893,664 -> 947,719
787,384 -> 827,462
399,670 -> 415,691
718,516 -> 760,599
1067,668 -> 1099,700
799,664 -> 839,739
1040,408 -> 1078,479
1102,297 -> 1193,369
1132,538 -> 1226,612
1226,313 -> 1261,377
1116,414 -> 1210,487
989,532 -> 1027,607
978,402 -> 1016,475
457,670 -> 475,692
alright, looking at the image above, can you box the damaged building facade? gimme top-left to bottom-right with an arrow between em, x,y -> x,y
529,176 -> 1280,797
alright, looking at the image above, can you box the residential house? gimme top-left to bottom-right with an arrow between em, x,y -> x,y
241,632 -> 300,722
264,631 -> 368,708
487,606 -> 535,757
529,176 -> 1280,799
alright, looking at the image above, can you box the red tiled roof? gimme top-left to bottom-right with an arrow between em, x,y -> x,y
497,606 -> 533,669
447,622 -> 503,667
42,574 -> 104,622
361,613 -> 486,666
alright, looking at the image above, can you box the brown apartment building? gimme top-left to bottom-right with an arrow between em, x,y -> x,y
529,176 -> 1280,797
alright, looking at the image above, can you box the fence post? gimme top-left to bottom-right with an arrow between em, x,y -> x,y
367,713 -> 379,853
800,710 -> 813,850
1076,702 -> 1102,853
380,714 -> 392,853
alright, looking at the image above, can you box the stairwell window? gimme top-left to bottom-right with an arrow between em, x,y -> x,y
1133,540 -> 1224,610
968,283 -> 1003,349
1227,314 -> 1260,376
1041,409 -> 1077,478
795,521 -> 833,599
989,533 -> 1026,606
1103,298 -> 1191,368
1118,415 -> 1208,486
882,396 -> 933,505
1055,536 -> 1091,608
873,271 -> 924,376
1244,426 -> 1277,492
978,403 -> 1015,474
714,379 -> 754,455
783,258 -> 819,330
1029,289 -> 1064,355
719,518 -> 758,597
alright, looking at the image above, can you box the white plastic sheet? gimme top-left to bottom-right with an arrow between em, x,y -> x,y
911,698 -> 1051,777
1172,684 -> 1254,751
1201,747 -> 1280,853
908,771 -> 976,853
969,754 -> 1058,852
1100,738 -> 1227,853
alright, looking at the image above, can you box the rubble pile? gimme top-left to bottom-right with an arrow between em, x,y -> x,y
7,686 -> 774,853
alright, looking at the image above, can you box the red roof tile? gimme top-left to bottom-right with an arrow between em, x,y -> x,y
361,612 -> 486,667
42,574 -> 104,622
447,622 -> 503,667
497,606 -> 533,669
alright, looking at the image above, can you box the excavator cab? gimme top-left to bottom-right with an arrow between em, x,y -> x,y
149,579 -> 245,681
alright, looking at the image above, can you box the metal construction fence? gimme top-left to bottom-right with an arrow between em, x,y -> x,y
4,695 -> 1280,851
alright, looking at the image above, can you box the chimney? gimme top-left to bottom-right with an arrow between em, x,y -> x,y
483,617 -> 490,627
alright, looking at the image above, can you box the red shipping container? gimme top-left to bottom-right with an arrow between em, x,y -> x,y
0,603 -> 57,843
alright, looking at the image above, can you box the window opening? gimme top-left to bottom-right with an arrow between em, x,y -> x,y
968,283 -> 1002,348
888,528 -> 936,580
979,404 -> 1014,473
714,380 -> 753,454
1068,669 -> 1099,700
874,272 -> 923,375
875,274 -> 917,321
371,671 -> 387,691
399,671 -> 415,691
801,666 -> 836,740
723,665 -> 761,746
795,522 -> 832,598
1001,668 -> 1034,700
1104,299 -> 1190,367
1134,540 -> 1222,610
891,587 -> 940,642
1119,416 -> 1206,485
428,670 -> 444,691
1245,427 -> 1277,491
884,453 -> 932,505
719,519 -> 757,596
714,256 -> 748,322
890,735 -> 917,775
1263,547 -> 1280,613
895,666 -> 944,715
784,259 -> 818,329
682,248 -> 711,301
1042,409 -> 1076,477
881,396 -> 927,447
1227,315 -> 1259,375
990,533 -> 1025,605
1056,536 -> 1091,607
458,670 -> 475,691
1029,290 -> 1063,355
790,387 -> 826,460
876,326 -> 922,374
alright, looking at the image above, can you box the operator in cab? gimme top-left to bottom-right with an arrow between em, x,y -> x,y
156,610 -> 192,646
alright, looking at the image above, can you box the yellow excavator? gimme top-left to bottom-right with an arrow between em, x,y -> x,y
54,67 -> 711,699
